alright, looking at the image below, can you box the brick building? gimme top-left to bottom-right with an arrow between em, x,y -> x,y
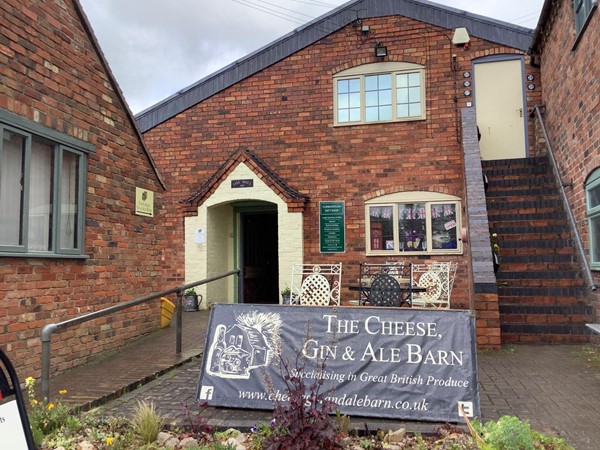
136,0 -> 562,347
529,0 -> 599,323
1,0 -> 167,378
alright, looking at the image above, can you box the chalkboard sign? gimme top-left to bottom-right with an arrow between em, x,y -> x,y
0,350 -> 36,450
197,304 -> 480,422
319,201 -> 345,253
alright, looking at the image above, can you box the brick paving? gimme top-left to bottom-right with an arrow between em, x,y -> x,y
49,310 -> 600,450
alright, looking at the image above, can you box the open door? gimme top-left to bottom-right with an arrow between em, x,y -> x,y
240,211 -> 279,303
474,57 -> 528,160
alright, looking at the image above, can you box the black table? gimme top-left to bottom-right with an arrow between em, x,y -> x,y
348,283 -> 426,307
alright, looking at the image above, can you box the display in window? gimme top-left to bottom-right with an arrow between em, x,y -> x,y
369,206 -> 393,251
398,203 -> 426,252
431,204 -> 458,250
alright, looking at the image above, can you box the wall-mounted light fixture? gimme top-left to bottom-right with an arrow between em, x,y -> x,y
374,42 -> 388,57
452,27 -> 470,46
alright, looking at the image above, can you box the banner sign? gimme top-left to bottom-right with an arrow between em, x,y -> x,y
197,304 -> 480,422
319,201 -> 345,253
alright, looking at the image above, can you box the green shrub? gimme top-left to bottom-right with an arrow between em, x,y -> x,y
25,376 -> 74,446
472,415 -> 573,450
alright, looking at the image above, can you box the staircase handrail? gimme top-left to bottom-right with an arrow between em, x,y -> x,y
40,269 -> 242,402
532,104 -> 597,291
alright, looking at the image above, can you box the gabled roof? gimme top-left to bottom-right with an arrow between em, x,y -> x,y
72,0 -> 165,189
184,147 -> 309,210
136,0 -> 534,133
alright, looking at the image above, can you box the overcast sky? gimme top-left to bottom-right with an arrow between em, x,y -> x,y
78,0 -> 545,115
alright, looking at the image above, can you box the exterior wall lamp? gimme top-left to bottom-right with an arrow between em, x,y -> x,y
374,42 -> 388,57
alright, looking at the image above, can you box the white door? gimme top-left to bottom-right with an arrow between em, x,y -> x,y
474,58 -> 527,160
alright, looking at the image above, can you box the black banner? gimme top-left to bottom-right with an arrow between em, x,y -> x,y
197,304 -> 480,422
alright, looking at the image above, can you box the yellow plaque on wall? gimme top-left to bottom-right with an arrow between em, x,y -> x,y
135,187 -> 154,217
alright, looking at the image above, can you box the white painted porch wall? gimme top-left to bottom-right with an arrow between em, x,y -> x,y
185,162 -> 303,306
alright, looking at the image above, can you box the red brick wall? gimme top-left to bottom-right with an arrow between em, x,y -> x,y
0,0 -> 167,379
535,0 -> 600,314
143,17 -> 540,341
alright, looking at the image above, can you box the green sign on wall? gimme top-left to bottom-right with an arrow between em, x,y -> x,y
319,201 -> 345,253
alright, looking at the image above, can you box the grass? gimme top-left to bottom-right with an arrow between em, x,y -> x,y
573,344 -> 600,365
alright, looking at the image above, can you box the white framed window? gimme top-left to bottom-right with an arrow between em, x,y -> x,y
0,109 -> 92,257
586,168 -> 600,269
574,0 -> 597,35
334,62 -> 426,126
365,192 -> 462,256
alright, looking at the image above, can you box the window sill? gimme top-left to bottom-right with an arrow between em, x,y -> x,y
0,252 -> 90,259
334,116 -> 426,127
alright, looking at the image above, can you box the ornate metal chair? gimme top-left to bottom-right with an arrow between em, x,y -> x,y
290,263 -> 342,306
368,273 -> 402,306
410,261 -> 458,308
358,262 -> 410,306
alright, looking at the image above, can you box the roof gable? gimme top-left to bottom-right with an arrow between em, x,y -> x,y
184,147 -> 309,210
136,0 -> 533,133
73,0 -> 165,189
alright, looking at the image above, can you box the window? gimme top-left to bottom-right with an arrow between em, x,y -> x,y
0,109 -> 93,257
574,0 -> 597,35
334,62 -> 425,125
365,192 -> 462,255
586,168 -> 600,269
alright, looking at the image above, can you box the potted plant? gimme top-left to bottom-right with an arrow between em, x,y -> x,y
184,288 -> 199,312
281,286 -> 291,305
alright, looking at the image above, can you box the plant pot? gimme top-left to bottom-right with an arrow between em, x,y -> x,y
184,294 -> 199,312
281,293 -> 291,305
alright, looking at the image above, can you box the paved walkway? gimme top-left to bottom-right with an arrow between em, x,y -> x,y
47,310 -> 600,450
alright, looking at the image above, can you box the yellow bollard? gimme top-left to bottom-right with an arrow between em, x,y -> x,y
160,297 -> 176,328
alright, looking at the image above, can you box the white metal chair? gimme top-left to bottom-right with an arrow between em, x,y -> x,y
290,263 -> 342,306
410,261 -> 457,309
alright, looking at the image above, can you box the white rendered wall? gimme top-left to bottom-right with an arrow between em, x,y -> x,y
185,162 -> 303,306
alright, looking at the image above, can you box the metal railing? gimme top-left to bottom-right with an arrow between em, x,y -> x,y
40,269 -> 241,401
532,105 -> 596,290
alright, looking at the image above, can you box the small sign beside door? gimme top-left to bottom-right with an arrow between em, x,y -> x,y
319,201 -> 345,253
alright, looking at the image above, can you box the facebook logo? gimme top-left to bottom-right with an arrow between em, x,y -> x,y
199,386 -> 214,400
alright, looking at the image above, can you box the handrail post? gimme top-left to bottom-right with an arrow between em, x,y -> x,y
41,323 -> 57,401
176,289 -> 183,354
534,105 -> 597,290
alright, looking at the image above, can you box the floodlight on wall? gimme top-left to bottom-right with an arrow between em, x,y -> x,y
374,42 -> 388,57
452,27 -> 470,46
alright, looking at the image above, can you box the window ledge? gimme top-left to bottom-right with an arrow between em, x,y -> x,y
0,252 -> 90,259
334,116 -> 426,127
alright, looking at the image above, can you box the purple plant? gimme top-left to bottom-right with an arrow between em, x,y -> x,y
262,351 -> 343,450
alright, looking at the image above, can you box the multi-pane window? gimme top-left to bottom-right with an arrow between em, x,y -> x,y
586,169 -> 600,269
366,192 -> 461,255
574,0 -> 597,35
334,62 -> 425,125
0,110 -> 91,256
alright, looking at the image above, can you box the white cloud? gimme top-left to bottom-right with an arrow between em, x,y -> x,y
79,0 -> 544,114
